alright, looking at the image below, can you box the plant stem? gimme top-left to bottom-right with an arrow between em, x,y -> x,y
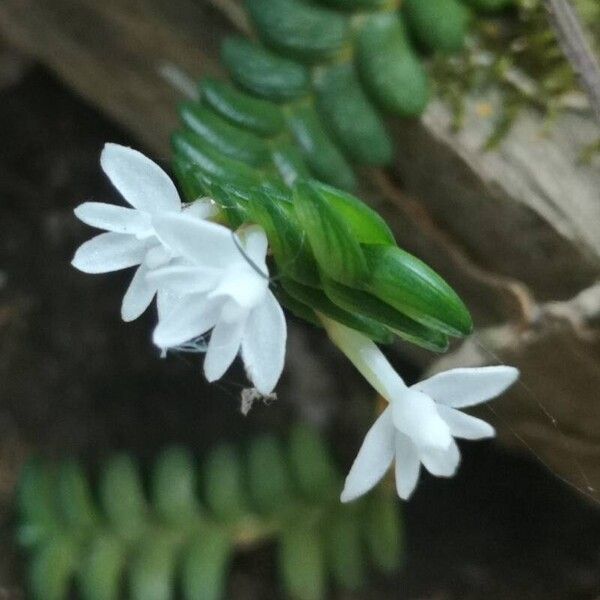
542,0 -> 600,124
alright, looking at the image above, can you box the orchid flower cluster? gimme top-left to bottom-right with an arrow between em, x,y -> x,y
73,144 -> 519,502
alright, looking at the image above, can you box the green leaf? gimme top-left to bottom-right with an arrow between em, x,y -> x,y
29,535 -> 77,600
463,0 -> 514,11
200,77 -> 285,136
58,459 -> 97,533
286,105 -> 356,191
357,13 -> 429,116
270,141 -> 311,186
172,155 -> 207,203
404,0 -> 470,54
279,525 -> 326,600
292,180 -> 366,285
17,459 -> 59,547
222,37 -> 310,101
247,434 -> 294,514
182,528 -> 232,600
281,278 -> 394,344
303,179 -> 394,245
152,447 -> 201,526
362,490 -> 403,575
179,102 -> 271,167
79,534 -> 125,600
172,130 -> 262,187
99,454 -> 147,539
288,424 -> 339,503
246,0 -> 350,62
319,0 -> 389,8
322,277 -> 449,352
244,186 -> 320,286
199,177 -> 250,229
363,244 -> 473,337
128,534 -> 178,600
324,504 -> 366,591
203,444 -> 248,523
316,63 -> 393,165
274,287 -> 321,327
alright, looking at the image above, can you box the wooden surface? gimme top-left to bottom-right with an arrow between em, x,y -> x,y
2,0 -> 600,501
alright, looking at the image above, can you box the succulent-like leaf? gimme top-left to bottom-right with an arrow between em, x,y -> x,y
286,105 -> 356,190
322,277 -> 449,352
281,278 -> 394,344
274,287 -> 321,327
243,186 -> 321,286
182,529 -> 232,600
203,444 -> 248,523
325,504 -> 366,591
303,179 -> 394,245
179,102 -> 271,168
247,434 -> 294,514
279,525 -> 326,600
58,460 -> 97,533
17,459 -> 59,547
99,454 -> 147,539
128,533 -> 178,600
363,243 -> 473,336
222,37 -> 311,101
362,490 -> 404,574
293,180 -> 367,285
78,534 -> 125,600
315,63 -> 393,165
288,424 -> 339,504
29,535 -> 77,600
199,77 -> 285,137
152,446 -> 201,526
357,13 -> 430,116
172,130 -> 263,187
246,0 -> 350,62
404,0 -> 471,54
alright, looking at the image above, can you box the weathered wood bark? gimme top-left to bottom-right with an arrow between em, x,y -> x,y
2,0 -> 600,501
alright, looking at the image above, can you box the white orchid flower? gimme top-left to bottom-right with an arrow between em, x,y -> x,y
149,213 -> 287,395
320,317 -> 518,502
71,143 -> 214,321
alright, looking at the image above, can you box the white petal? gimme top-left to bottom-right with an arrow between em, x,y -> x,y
74,202 -> 151,234
237,225 -> 268,267
152,213 -> 239,268
340,407 -> 395,503
241,291 -> 287,394
157,288 -> 182,321
101,144 -> 181,213
203,306 -> 246,382
182,198 -> 218,219
414,366 -> 519,409
144,245 -> 172,270
420,439 -> 460,478
148,265 -> 221,296
72,232 -> 147,273
209,264 -> 267,309
153,294 -> 220,348
394,433 -> 421,500
436,405 -> 495,440
392,388 -> 452,451
121,264 -> 157,322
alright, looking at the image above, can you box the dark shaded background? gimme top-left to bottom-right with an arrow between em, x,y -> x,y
1,65 -> 599,599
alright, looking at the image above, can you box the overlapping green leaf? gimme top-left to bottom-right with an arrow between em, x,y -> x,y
18,426 -> 404,600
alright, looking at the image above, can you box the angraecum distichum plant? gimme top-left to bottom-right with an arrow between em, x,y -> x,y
15,1 -> 541,598
18,425 -> 402,600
